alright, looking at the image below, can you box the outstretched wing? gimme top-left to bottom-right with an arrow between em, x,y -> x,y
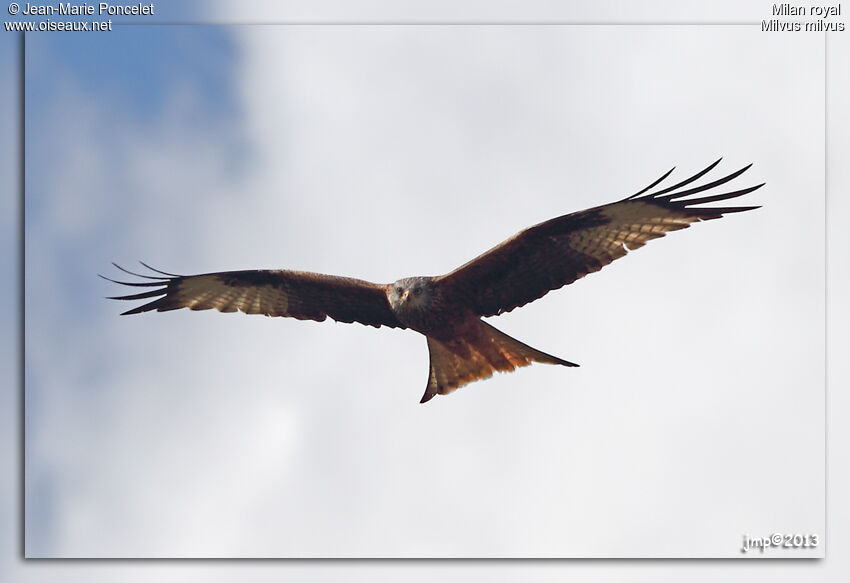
437,159 -> 763,318
103,263 -> 403,329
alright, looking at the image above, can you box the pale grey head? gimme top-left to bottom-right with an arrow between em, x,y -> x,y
387,276 -> 435,315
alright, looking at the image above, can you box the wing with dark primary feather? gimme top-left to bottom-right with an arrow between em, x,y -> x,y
103,263 -> 403,329
436,159 -> 764,318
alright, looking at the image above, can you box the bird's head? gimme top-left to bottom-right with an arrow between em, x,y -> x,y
388,277 -> 434,313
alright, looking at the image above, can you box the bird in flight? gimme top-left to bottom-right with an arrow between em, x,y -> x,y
105,159 -> 762,403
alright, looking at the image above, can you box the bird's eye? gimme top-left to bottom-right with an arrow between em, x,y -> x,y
396,287 -> 403,294
413,288 -> 422,296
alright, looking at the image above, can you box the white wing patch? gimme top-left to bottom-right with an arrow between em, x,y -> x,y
571,202 -> 698,258
175,276 -> 290,316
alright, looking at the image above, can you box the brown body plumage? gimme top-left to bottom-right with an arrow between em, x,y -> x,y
103,160 -> 762,403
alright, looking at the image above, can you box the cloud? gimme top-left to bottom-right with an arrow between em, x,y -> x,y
23,23 -> 823,560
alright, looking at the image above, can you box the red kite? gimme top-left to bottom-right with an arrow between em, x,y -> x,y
105,160 -> 762,403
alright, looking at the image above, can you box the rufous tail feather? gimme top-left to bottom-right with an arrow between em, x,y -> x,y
420,320 -> 577,403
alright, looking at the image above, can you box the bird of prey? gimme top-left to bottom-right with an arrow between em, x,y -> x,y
105,159 -> 762,403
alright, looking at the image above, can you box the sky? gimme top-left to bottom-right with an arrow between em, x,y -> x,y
5,0 -> 850,581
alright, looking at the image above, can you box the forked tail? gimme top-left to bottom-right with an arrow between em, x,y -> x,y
420,320 -> 577,403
